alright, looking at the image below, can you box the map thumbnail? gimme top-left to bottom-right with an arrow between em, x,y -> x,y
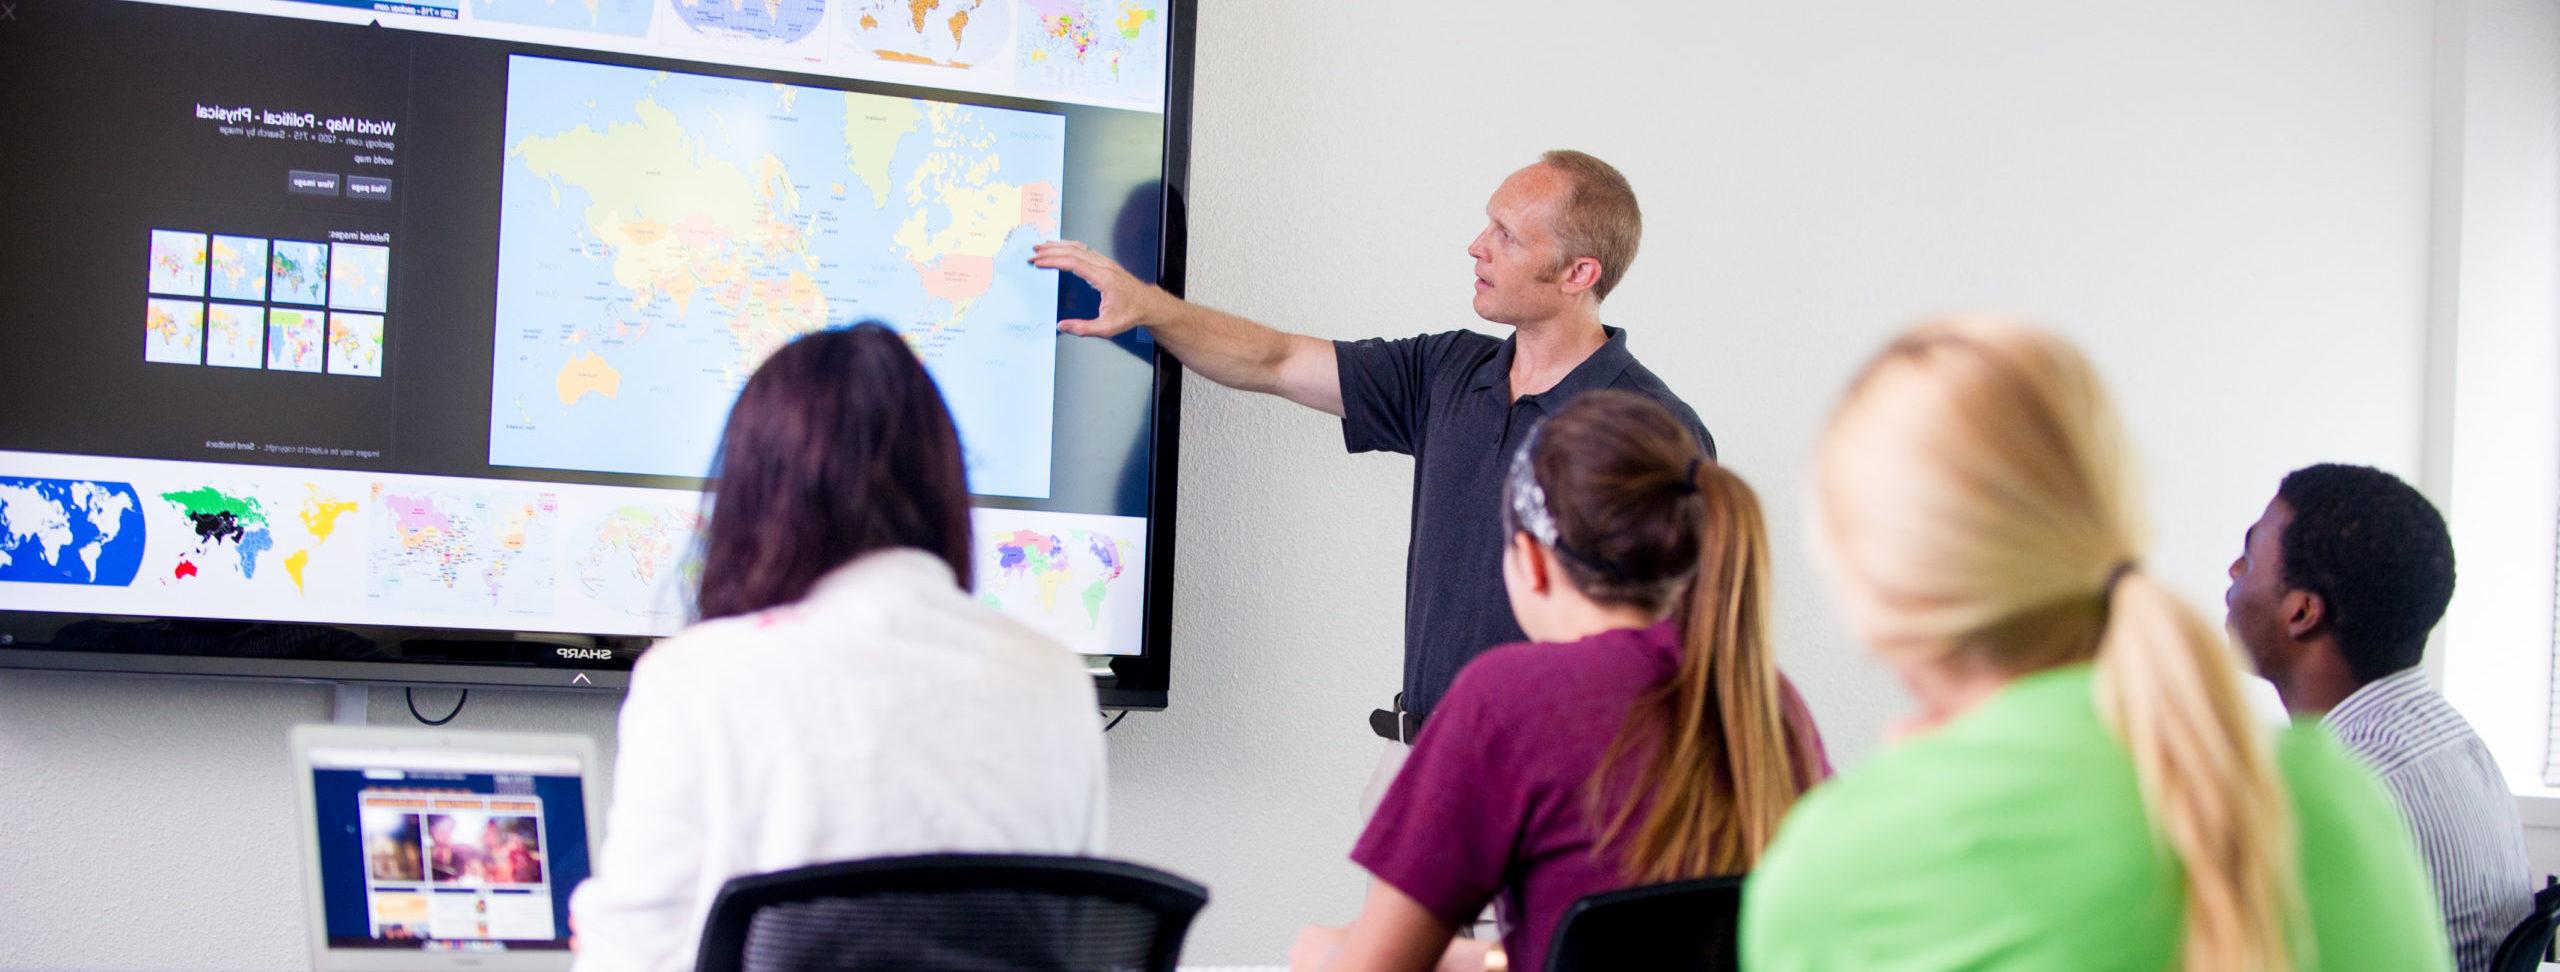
271,240 -> 330,306
206,303 -> 266,369
0,477 -> 143,587
329,313 -> 386,377
470,0 -> 652,36
210,235 -> 270,302
329,243 -> 390,313
145,299 -> 204,365
367,485 -> 558,616
268,308 -> 325,373
149,230 -> 208,296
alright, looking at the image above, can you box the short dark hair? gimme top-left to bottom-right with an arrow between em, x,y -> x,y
694,323 -> 973,620
2274,463 -> 2456,683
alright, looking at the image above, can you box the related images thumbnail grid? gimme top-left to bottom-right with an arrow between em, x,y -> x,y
144,231 -> 387,376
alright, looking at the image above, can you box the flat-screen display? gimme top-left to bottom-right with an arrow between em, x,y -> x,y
0,0 -> 1191,706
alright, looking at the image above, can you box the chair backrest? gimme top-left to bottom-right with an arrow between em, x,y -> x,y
1545,874 -> 1745,972
694,853 -> 1210,972
2490,878 -> 2560,972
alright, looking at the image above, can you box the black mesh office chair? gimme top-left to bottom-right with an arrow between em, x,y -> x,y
693,854 -> 1209,972
1544,874 -> 1745,972
2490,878 -> 2560,972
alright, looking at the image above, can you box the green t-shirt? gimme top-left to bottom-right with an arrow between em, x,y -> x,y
1742,663 -> 2452,971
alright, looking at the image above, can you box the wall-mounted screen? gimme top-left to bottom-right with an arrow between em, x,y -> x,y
0,0 -> 1193,707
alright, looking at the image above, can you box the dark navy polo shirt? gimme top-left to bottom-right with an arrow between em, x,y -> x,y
1333,325 -> 1715,721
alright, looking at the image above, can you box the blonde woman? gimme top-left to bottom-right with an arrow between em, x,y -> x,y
1741,319 -> 2449,971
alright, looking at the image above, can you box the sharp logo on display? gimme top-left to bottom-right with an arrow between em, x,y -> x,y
555,647 -> 614,662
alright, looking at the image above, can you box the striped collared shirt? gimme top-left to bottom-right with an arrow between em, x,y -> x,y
2324,666 -> 2535,972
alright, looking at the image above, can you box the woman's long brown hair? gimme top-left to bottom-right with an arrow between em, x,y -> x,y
1524,390 -> 1819,881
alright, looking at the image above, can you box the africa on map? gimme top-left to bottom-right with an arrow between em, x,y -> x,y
488,55 -> 1066,498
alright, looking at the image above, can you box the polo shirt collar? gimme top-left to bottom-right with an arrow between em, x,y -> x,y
1469,325 -> 1637,400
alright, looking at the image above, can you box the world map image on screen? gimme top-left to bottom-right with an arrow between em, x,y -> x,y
850,0 -> 1009,68
471,0 -> 654,37
573,504 -> 700,623
0,477 -> 142,587
670,0 -> 824,43
367,485 -> 558,615
1015,0 -> 1164,104
488,54 -> 1066,497
972,512 -> 1144,655
210,235 -> 269,302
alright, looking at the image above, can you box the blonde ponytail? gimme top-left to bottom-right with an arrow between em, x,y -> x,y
2095,570 -> 2303,972
1816,317 -> 2304,972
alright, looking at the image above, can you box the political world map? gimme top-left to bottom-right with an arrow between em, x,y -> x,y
487,54 -> 1065,498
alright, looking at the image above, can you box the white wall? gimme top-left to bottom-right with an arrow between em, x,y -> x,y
2438,0 -> 2560,799
1101,1 -> 2434,961
0,1 -> 2455,967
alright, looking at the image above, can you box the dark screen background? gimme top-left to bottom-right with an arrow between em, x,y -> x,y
0,0 -> 1165,517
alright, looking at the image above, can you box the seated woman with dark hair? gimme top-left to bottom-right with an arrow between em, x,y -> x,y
569,324 -> 1105,972
1293,390 -> 1829,972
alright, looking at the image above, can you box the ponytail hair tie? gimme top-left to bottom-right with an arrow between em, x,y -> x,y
2103,560 -> 2139,597
1679,457 -> 1704,494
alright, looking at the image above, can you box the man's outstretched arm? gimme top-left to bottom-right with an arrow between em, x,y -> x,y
1033,240 -> 1343,417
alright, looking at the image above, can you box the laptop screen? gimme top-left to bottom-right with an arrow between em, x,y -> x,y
305,743 -> 595,954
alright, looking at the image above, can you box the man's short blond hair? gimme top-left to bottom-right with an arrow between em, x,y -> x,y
1538,149 -> 1643,302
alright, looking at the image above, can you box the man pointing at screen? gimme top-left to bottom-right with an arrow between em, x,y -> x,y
1033,150 -> 1713,755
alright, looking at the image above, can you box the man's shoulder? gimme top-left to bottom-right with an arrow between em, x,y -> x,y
1604,357 -> 1715,457
2326,676 -> 2496,778
1341,328 -> 1502,355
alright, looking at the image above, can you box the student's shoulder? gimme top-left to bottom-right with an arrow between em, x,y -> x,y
2272,723 -> 2423,847
2273,724 -> 2459,968
1444,638 -> 1598,697
1427,641 -> 1579,725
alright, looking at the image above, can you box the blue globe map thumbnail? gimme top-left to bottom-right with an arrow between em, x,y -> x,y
0,477 -> 145,587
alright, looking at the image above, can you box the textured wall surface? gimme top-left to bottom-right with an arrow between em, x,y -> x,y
0,1 -> 2459,967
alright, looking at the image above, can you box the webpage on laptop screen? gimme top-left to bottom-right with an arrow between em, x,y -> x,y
308,750 -> 592,951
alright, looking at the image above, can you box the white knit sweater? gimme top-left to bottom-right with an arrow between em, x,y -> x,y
567,548 -> 1107,972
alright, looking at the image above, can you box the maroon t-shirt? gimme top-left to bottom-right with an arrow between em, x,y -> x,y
1350,621 -> 1830,972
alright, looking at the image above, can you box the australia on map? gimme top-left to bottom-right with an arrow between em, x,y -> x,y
488,54 -> 1065,498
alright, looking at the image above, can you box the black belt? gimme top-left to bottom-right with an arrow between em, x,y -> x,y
1368,692 -> 1424,743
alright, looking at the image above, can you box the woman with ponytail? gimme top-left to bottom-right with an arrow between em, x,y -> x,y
1741,318 -> 2448,971
1291,390 -> 1829,972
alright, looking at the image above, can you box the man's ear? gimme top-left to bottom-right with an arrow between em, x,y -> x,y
2282,588 -> 2328,642
1559,256 -> 1603,297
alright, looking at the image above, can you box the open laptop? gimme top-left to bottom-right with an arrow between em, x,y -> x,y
291,725 -> 602,971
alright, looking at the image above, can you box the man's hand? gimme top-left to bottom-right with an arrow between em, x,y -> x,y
1032,239 -> 1172,338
